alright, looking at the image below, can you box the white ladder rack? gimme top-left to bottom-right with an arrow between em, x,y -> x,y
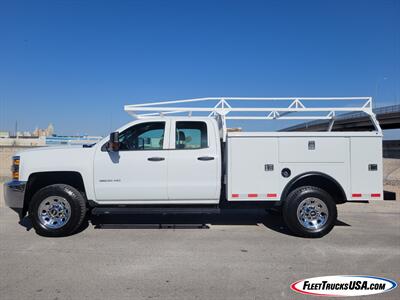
124,97 -> 382,139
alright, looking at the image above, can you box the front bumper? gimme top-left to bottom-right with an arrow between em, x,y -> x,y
4,181 -> 26,215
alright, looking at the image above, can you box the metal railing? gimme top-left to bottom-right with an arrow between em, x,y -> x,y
124,97 -> 381,139
283,104 -> 399,131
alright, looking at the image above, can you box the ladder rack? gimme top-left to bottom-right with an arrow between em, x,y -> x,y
124,97 -> 382,139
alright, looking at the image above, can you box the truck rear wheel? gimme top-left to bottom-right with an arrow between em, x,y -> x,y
283,186 -> 337,238
29,184 -> 86,237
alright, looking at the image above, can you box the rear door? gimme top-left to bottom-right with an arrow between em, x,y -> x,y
167,120 -> 220,201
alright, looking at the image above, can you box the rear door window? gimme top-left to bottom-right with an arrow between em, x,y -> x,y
175,121 -> 208,149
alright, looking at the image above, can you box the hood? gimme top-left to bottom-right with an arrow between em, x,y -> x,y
16,145 -> 97,182
15,145 -> 93,156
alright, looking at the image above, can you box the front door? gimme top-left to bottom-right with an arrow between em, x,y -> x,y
94,121 -> 169,202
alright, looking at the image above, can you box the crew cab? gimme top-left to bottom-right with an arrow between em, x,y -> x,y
4,97 -> 383,237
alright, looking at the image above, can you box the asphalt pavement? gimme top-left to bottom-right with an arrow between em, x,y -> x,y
0,201 -> 399,300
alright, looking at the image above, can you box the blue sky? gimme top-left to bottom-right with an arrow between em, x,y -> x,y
0,0 -> 399,137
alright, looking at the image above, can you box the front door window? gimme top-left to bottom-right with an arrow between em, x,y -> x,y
119,122 -> 165,151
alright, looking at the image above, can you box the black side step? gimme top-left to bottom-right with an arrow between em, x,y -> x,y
91,207 -> 221,215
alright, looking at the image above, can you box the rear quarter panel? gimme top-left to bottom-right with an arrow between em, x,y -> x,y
226,134 -> 382,202
227,136 -> 350,201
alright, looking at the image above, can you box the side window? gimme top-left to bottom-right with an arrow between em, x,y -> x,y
176,121 -> 207,149
119,122 -> 165,151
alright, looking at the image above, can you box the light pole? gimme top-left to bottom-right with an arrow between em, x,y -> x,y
374,77 -> 388,108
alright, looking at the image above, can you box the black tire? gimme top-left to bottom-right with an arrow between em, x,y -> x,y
283,186 -> 337,238
29,184 -> 86,237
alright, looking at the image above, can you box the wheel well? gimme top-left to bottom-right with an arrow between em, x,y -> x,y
281,172 -> 347,204
22,171 -> 86,216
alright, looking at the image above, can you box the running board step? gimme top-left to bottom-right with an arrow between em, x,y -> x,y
91,207 -> 221,215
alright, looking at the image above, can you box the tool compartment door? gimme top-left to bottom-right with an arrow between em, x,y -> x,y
350,137 -> 383,200
227,137 -> 279,201
279,137 -> 348,163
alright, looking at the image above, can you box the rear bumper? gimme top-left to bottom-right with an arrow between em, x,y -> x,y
4,181 -> 26,215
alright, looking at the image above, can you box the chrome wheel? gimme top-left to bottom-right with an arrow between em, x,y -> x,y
37,196 -> 71,229
296,197 -> 329,230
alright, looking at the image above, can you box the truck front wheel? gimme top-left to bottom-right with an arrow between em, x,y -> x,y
29,184 -> 86,237
283,186 -> 337,238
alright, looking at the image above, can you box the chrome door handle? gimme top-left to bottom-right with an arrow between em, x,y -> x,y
148,157 -> 165,161
197,156 -> 215,161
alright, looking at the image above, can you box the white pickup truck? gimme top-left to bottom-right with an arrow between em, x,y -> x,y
4,97 -> 383,238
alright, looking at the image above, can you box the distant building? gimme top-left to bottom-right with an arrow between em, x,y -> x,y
0,131 -> 10,138
0,123 -> 102,147
47,123 -> 54,136
33,123 -> 55,137
16,131 -> 32,137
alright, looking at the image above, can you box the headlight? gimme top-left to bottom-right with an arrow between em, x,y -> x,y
11,156 -> 20,181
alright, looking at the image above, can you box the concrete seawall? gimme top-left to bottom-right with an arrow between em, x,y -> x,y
383,140 -> 400,159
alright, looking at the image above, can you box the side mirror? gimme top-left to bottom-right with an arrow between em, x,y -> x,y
107,132 -> 120,152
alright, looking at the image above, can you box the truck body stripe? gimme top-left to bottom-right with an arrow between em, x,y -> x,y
352,193 -> 362,198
